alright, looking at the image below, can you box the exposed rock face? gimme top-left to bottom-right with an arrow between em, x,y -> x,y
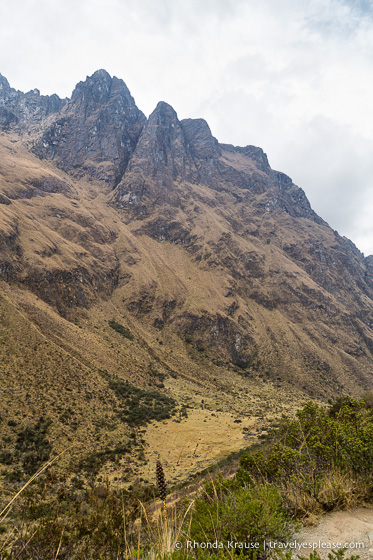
113,102 -> 221,209
32,70 -> 146,186
0,106 -> 18,128
113,102 -> 324,227
0,73 -> 66,128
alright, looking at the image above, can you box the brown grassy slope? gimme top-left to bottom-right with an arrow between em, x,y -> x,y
0,131 -> 372,480
0,132 -> 371,398
111,141 -> 372,396
0,139 -> 123,322
0,280 -> 310,482
0,133 -> 304,478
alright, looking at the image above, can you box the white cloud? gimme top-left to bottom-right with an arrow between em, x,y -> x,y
0,0 -> 372,254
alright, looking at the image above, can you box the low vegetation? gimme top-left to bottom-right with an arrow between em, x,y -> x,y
0,396 -> 371,558
108,376 -> 178,426
74,442 -> 132,476
0,417 -> 53,481
238,396 -> 373,516
108,319 -> 134,340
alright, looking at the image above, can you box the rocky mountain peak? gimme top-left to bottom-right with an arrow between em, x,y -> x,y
33,70 -> 146,187
232,145 -> 270,172
113,103 -> 223,208
144,101 -> 185,156
150,100 -> 179,122
71,69 -> 114,105
0,74 -> 16,128
70,70 -> 139,117
113,101 -> 189,207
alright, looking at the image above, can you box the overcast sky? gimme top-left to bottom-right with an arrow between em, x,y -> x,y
0,0 -> 372,255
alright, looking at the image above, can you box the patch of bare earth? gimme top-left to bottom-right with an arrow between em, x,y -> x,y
295,507 -> 373,559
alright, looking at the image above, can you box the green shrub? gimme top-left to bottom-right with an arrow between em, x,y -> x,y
75,442 -> 131,475
14,417 -> 53,475
189,483 -> 292,556
237,398 -> 373,514
0,449 -> 14,464
4,476 -> 155,559
108,319 -> 134,340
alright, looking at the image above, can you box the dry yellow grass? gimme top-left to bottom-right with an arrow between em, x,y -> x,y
0,131 -> 371,484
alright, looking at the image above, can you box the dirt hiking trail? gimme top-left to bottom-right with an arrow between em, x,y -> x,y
295,507 -> 373,559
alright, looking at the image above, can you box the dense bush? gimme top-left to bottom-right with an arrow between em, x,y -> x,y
3,476 -> 153,560
0,449 -> 14,465
189,483 -> 292,555
238,397 -> 373,514
75,442 -> 132,475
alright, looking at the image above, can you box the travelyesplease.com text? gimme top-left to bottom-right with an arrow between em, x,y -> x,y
174,540 -> 365,551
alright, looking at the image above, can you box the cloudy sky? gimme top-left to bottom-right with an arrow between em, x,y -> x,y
1,0 -> 372,255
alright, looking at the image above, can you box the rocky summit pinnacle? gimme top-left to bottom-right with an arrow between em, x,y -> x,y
72,69 -> 119,105
113,101 -> 223,208
32,70 -> 146,187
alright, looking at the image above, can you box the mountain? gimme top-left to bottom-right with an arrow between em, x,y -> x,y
0,70 -> 372,483
32,69 -> 146,186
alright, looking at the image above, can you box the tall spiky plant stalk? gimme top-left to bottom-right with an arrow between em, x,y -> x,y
155,460 -> 167,525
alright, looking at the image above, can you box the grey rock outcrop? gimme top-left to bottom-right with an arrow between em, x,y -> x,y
32,70 -> 146,187
0,73 -> 66,128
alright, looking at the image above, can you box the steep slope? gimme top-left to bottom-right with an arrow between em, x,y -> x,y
0,134 -> 119,317
0,70 -> 372,482
111,99 -> 372,394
